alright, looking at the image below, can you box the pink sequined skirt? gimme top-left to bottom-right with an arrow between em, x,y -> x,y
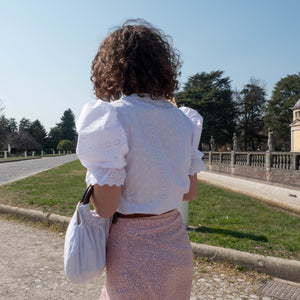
99,209 -> 193,300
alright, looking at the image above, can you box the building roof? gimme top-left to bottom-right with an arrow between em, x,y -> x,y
292,99 -> 300,110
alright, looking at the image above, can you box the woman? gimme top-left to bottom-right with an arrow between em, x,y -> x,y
76,19 -> 205,300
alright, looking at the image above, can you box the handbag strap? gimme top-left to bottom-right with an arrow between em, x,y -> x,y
80,184 -> 94,205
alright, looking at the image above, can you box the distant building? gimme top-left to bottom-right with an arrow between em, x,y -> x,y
290,99 -> 300,152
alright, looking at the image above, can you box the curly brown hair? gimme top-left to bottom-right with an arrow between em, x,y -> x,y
90,19 -> 182,101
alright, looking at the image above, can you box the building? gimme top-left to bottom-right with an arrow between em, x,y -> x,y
290,99 -> 300,152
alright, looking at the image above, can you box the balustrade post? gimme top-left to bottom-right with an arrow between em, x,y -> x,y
208,151 -> 212,165
4,151 -> 7,160
231,151 -> 236,168
24,151 -> 27,158
291,154 -> 297,170
247,153 -> 251,166
266,150 -> 271,172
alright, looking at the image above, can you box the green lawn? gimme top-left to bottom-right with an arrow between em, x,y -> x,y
189,183 -> 300,260
0,160 -> 86,216
0,160 -> 299,260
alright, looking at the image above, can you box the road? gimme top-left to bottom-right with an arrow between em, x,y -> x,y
0,155 -> 78,186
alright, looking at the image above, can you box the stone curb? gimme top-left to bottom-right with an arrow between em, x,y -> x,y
191,243 -> 300,283
0,157 -> 42,164
0,204 -> 70,227
1,203 -> 300,283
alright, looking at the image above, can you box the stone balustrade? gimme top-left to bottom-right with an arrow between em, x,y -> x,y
202,151 -> 300,188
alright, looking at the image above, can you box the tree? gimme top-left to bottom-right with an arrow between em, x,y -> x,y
264,73 -> 300,150
57,139 -> 73,152
0,99 -> 4,115
7,131 -> 42,152
0,116 -> 8,149
57,109 -> 76,142
6,118 -> 18,133
234,78 -> 267,150
29,120 -> 47,149
19,118 -> 32,133
0,100 -> 6,148
47,126 -> 62,150
176,71 -> 237,148
3,118 -> 18,152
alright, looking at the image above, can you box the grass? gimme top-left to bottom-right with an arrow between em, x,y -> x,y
0,156 -> 41,162
0,160 -> 86,216
0,159 -> 299,260
189,182 -> 300,260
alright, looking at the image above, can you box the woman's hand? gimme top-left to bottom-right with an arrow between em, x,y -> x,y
183,174 -> 198,201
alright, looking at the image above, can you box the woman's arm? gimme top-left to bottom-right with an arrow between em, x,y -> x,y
90,184 -> 121,218
183,173 -> 198,201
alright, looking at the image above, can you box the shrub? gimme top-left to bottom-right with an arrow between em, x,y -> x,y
57,140 -> 73,152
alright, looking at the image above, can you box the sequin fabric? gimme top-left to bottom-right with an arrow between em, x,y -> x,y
99,209 -> 193,300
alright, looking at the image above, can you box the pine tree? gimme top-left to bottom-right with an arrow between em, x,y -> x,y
57,109 -> 77,142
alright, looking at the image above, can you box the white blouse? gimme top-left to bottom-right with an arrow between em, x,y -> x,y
76,94 -> 205,215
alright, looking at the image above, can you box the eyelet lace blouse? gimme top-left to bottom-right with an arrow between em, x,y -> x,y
76,94 -> 205,215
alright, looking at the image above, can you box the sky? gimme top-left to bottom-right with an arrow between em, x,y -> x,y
0,0 -> 299,132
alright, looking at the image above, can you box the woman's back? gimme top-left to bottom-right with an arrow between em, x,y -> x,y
112,94 -> 192,214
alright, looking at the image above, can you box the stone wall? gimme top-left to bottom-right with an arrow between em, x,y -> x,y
203,151 -> 300,188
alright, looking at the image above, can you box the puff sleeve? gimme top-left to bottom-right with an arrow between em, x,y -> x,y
76,100 -> 129,186
179,107 -> 206,175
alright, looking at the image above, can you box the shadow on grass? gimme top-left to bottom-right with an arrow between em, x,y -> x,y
191,225 -> 268,242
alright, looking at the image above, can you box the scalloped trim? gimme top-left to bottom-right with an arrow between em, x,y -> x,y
86,168 -> 125,187
189,159 -> 206,175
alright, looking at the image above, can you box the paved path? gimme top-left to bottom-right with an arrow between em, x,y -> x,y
198,171 -> 300,214
0,217 -> 274,300
0,155 -> 78,186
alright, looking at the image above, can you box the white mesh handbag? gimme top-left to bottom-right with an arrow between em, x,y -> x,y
64,185 -> 112,284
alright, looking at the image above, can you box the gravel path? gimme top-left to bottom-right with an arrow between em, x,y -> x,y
0,217 -> 274,300
0,155 -> 78,185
